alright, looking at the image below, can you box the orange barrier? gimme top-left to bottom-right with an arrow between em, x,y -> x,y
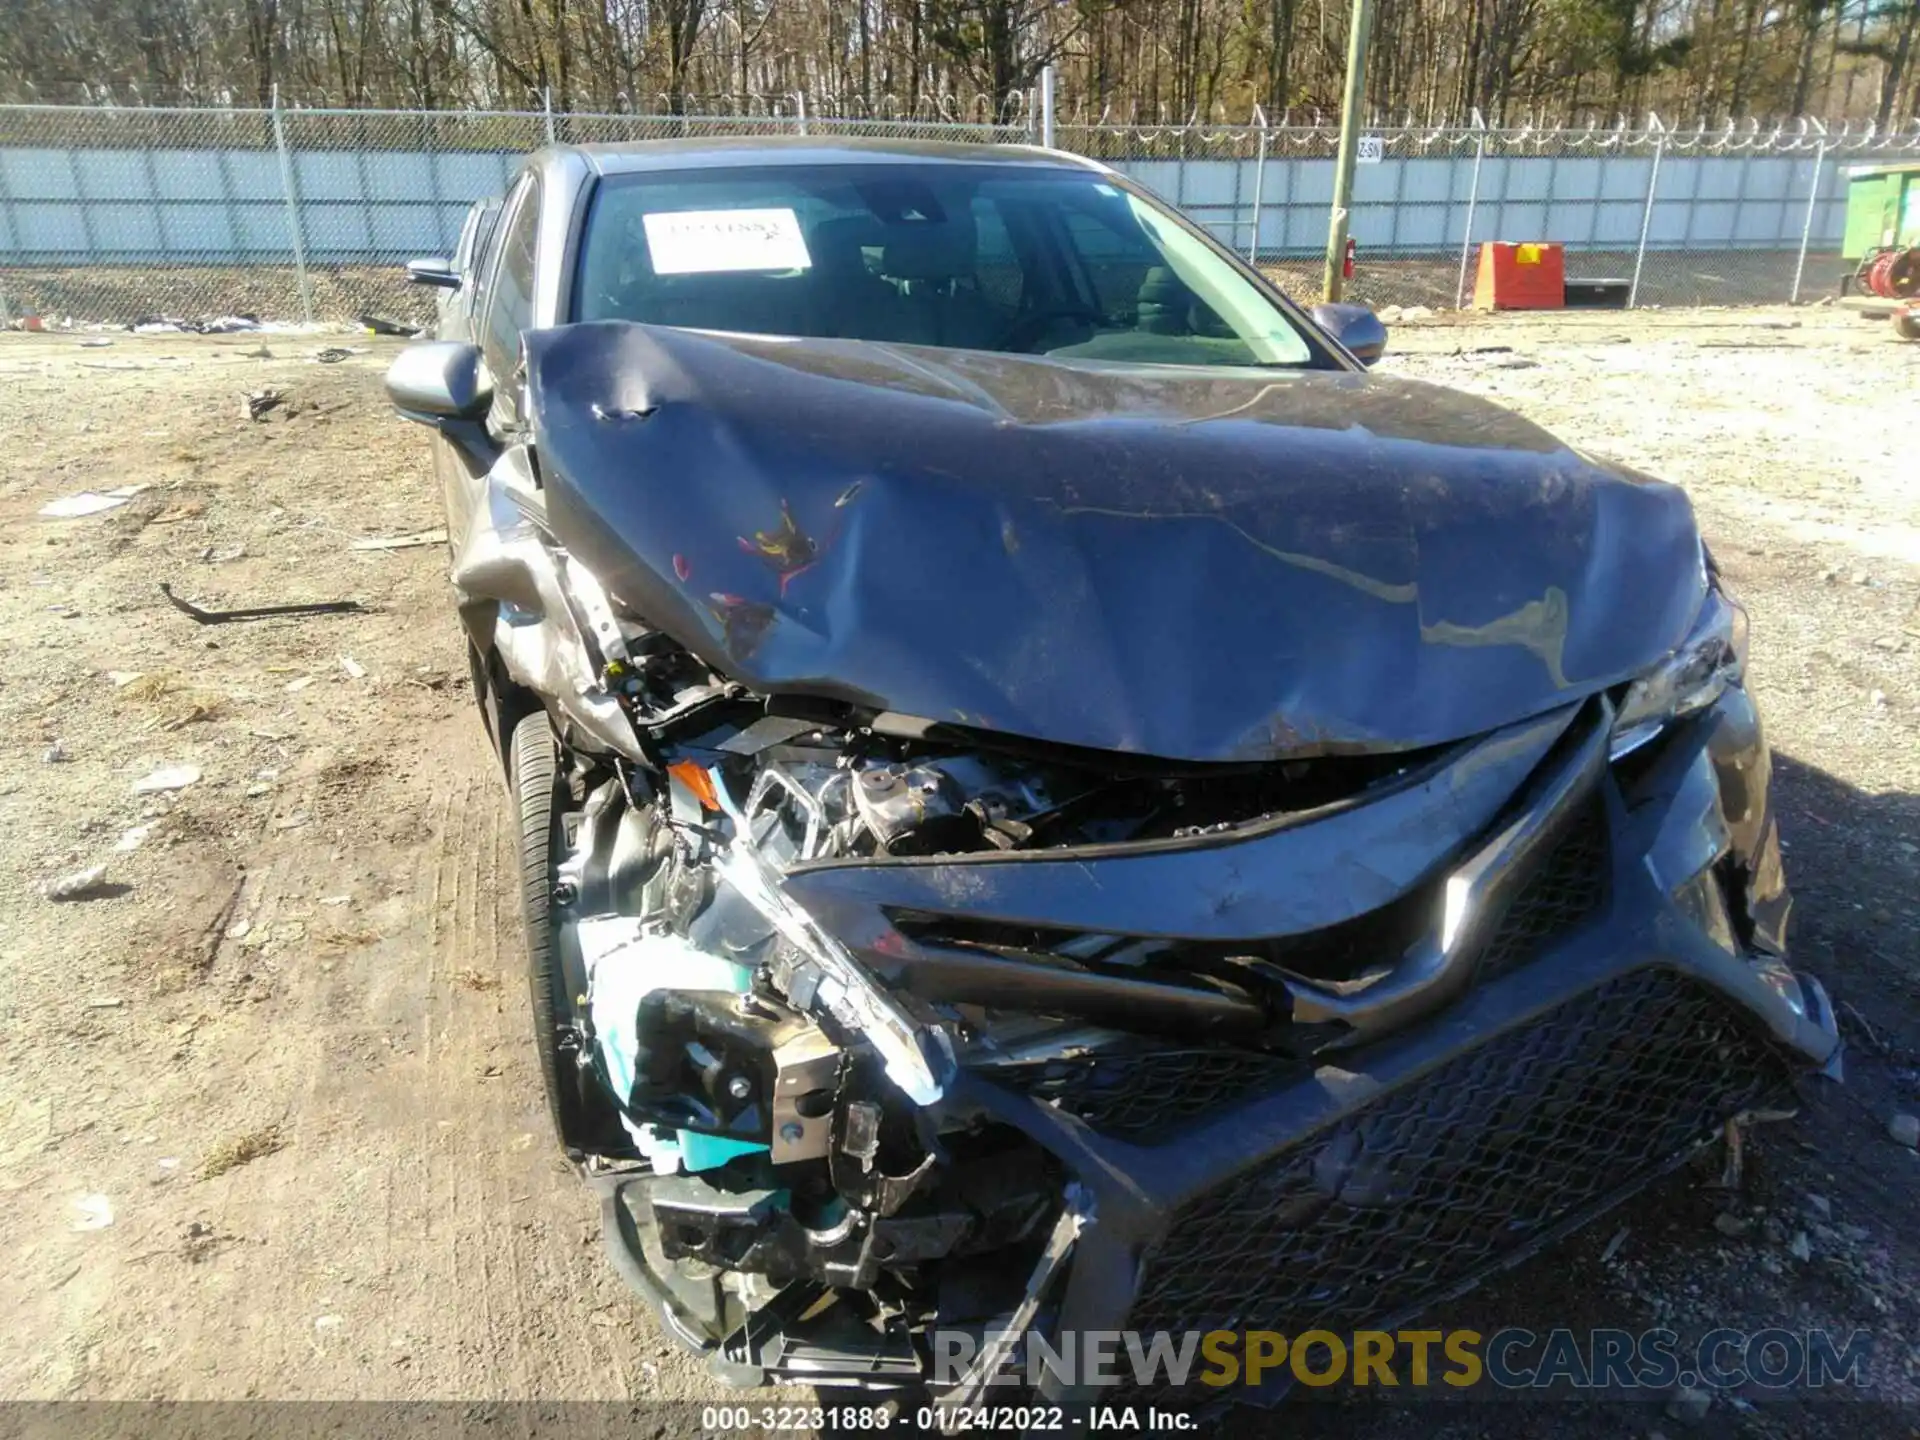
1471,242 -> 1566,310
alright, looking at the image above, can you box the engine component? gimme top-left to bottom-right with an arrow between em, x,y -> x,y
850,763 -> 970,854
768,1028 -> 842,1163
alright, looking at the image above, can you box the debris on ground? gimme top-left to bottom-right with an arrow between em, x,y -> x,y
338,655 -> 366,680
38,484 -> 150,519
131,765 -> 201,795
68,1194 -> 115,1231
160,582 -> 365,625
349,528 -> 447,551
43,864 -> 115,901
136,315 -> 262,335
0,310 -> 1911,1414
358,314 -> 421,338
43,741 -> 68,764
312,347 -> 365,364
115,822 -> 156,852
242,387 -> 284,422
1664,1384 -> 1712,1425
197,1125 -> 288,1179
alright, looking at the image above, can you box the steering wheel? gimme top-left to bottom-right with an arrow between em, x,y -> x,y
1000,304 -> 1106,353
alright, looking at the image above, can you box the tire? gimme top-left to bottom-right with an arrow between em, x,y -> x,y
508,710 -> 595,1155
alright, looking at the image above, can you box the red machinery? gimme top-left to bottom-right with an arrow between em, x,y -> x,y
1858,246 -> 1920,300
1850,247 -> 1920,339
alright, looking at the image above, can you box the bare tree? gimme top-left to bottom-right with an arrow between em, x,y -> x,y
1,0 -> 1914,122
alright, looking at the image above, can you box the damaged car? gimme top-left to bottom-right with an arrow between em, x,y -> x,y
388,137 -> 1841,1406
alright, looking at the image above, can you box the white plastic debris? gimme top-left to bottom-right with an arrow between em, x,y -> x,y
132,765 -> 201,795
44,864 -> 112,901
338,655 -> 366,680
69,1194 -> 115,1231
284,676 -> 314,694
108,671 -> 147,688
115,822 -> 156,852
43,741 -> 68,764
39,484 -> 149,519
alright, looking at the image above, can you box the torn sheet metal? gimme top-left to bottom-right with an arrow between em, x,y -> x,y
450,449 -> 644,763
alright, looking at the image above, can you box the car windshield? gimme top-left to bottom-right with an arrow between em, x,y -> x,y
572,162 -> 1317,368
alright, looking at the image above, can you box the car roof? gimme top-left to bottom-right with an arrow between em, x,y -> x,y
564,135 -> 1111,177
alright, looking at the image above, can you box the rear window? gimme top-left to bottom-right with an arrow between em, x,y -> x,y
572,163 -> 1315,369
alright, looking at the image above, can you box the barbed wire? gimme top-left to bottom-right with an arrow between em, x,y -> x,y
2,89 -> 1918,150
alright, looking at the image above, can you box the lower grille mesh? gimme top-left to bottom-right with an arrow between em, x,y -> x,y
1127,969 -> 1790,1363
1009,1049 -> 1298,1145
1476,801 -> 1609,980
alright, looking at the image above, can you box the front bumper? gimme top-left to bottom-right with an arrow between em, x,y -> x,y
596,692 -> 1840,1399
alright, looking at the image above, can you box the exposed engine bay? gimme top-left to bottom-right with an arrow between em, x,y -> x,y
536,608 -> 1438,1379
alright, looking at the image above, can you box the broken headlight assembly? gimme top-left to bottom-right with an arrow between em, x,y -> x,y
1610,584 -> 1748,759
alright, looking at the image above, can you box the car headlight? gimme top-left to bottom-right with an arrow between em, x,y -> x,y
1610,586 -> 1748,759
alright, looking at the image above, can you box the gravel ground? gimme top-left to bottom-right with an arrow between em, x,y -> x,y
0,306 -> 1914,1437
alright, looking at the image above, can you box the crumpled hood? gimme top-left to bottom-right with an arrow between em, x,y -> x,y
526,321 -> 1705,763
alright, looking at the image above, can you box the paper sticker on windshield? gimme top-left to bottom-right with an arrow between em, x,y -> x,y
642,208 -> 812,275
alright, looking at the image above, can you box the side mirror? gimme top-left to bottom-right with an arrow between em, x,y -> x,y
386,341 -> 491,423
405,256 -> 460,289
1309,302 -> 1388,366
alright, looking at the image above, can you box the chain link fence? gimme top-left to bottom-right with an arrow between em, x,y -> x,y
2,101 -> 1917,327
1062,118 -> 1920,312
0,103 -> 1032,327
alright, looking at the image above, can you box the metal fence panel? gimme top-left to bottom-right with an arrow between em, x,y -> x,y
2,103 -> 1918,325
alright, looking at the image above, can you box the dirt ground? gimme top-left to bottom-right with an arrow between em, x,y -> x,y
0,306 -> 1915,1437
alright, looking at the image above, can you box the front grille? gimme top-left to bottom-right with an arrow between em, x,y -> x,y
1476,801 -> 1610,981
1126,969 -> 1790,1386
1009,1049 -> 1299,1145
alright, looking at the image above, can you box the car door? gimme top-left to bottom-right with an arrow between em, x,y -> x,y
439,197 -> 501,338
435,171 -> 539,552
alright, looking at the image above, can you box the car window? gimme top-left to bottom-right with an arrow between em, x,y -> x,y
467,177 -> 526,337
455,198 -> 501,277
1059,207 -> 1151,318
481,176 -> 540,392
572,164 -> 1316,369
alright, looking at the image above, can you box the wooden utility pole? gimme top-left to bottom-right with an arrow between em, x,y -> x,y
1322,0 -> 1376,301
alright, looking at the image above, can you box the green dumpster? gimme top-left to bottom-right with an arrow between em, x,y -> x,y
1842,162 -> 1920,260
